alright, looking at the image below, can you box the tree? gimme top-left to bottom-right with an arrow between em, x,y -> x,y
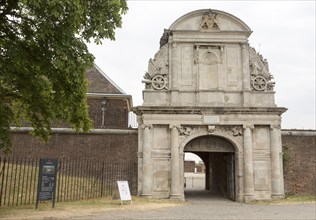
0,0 -> 128,153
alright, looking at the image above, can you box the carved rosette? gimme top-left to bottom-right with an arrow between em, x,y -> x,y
142,44 -> 169,90
249,46 -> 275,91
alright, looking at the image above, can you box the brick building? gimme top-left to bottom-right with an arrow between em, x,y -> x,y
8,64 -> 138,163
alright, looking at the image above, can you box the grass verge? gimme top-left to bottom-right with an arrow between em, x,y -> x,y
251,195 -> 316,205
0,196 -> 185,220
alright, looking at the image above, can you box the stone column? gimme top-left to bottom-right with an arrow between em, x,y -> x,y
137,116 -> 143,196
270,124 -> 284,198
169,124 -> 181,199
179,152 -> 185,200
141,124 -> 152,197
243,124 -> 254,202
235,152 -> 244,202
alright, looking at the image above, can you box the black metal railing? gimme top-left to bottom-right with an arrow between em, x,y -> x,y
0,157 -> 137,207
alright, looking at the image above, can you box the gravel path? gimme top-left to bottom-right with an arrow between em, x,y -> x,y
69,189 -> 316,220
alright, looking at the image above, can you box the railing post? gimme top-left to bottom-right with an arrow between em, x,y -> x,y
0,157 -> 7,207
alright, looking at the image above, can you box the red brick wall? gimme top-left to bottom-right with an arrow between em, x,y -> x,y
9,132 -> 138,163
87,98 -> 129,129
282,133 -> 316,195
184,161 -> 195,172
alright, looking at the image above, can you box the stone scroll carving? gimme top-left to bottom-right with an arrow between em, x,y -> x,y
142,44 -> 169,90
249,46 -> 275,91
178,125 -> 243,146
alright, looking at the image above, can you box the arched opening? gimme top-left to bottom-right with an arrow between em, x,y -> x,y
183,135 -> 236,201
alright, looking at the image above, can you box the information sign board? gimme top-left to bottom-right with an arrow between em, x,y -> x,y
36,158 -> 58,208
117,181 -> 132,203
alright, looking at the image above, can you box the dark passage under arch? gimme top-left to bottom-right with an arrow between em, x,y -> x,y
184,135 -> 236,201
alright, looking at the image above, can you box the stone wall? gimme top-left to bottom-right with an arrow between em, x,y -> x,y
282,130 -> 316,196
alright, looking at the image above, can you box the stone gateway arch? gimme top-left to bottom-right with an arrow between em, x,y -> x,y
134,9 -> 287,202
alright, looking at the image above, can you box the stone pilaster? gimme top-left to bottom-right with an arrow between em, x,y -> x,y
171,41 -> 179,90
243,124 -> 254,202
270,124 -> 284,198
169,124 -> 181,199
141,124 -> 152,197
241,43 -> 250,91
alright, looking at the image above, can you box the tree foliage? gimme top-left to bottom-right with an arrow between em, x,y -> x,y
0,0 -> 128,153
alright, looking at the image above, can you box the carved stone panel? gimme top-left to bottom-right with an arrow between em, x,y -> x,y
226,46 -> 241,87
253,126 -> 270,150
153,159 -> 170,192
197,46 -> 222,90
254,161 -> 271,191
180,45 -> 194,87
153,126 -> 169,149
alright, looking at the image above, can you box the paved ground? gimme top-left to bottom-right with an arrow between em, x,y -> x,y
68,189 -> 316,220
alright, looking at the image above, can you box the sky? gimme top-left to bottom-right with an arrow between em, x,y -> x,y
87,0 -> 315,131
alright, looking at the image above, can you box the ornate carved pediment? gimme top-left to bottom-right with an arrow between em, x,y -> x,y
249,46 -> 275,91
142,44 -> 169,90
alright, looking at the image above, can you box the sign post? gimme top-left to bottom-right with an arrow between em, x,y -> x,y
115,181 -> 132,205
36,158 -> 58,209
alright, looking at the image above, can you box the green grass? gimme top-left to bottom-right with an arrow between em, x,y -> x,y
251,195 -> 316,205
0,195 -> 185,220
0,161 -> 120,206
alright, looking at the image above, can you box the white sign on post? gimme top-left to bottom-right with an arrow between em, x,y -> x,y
116,181 -> 132,203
